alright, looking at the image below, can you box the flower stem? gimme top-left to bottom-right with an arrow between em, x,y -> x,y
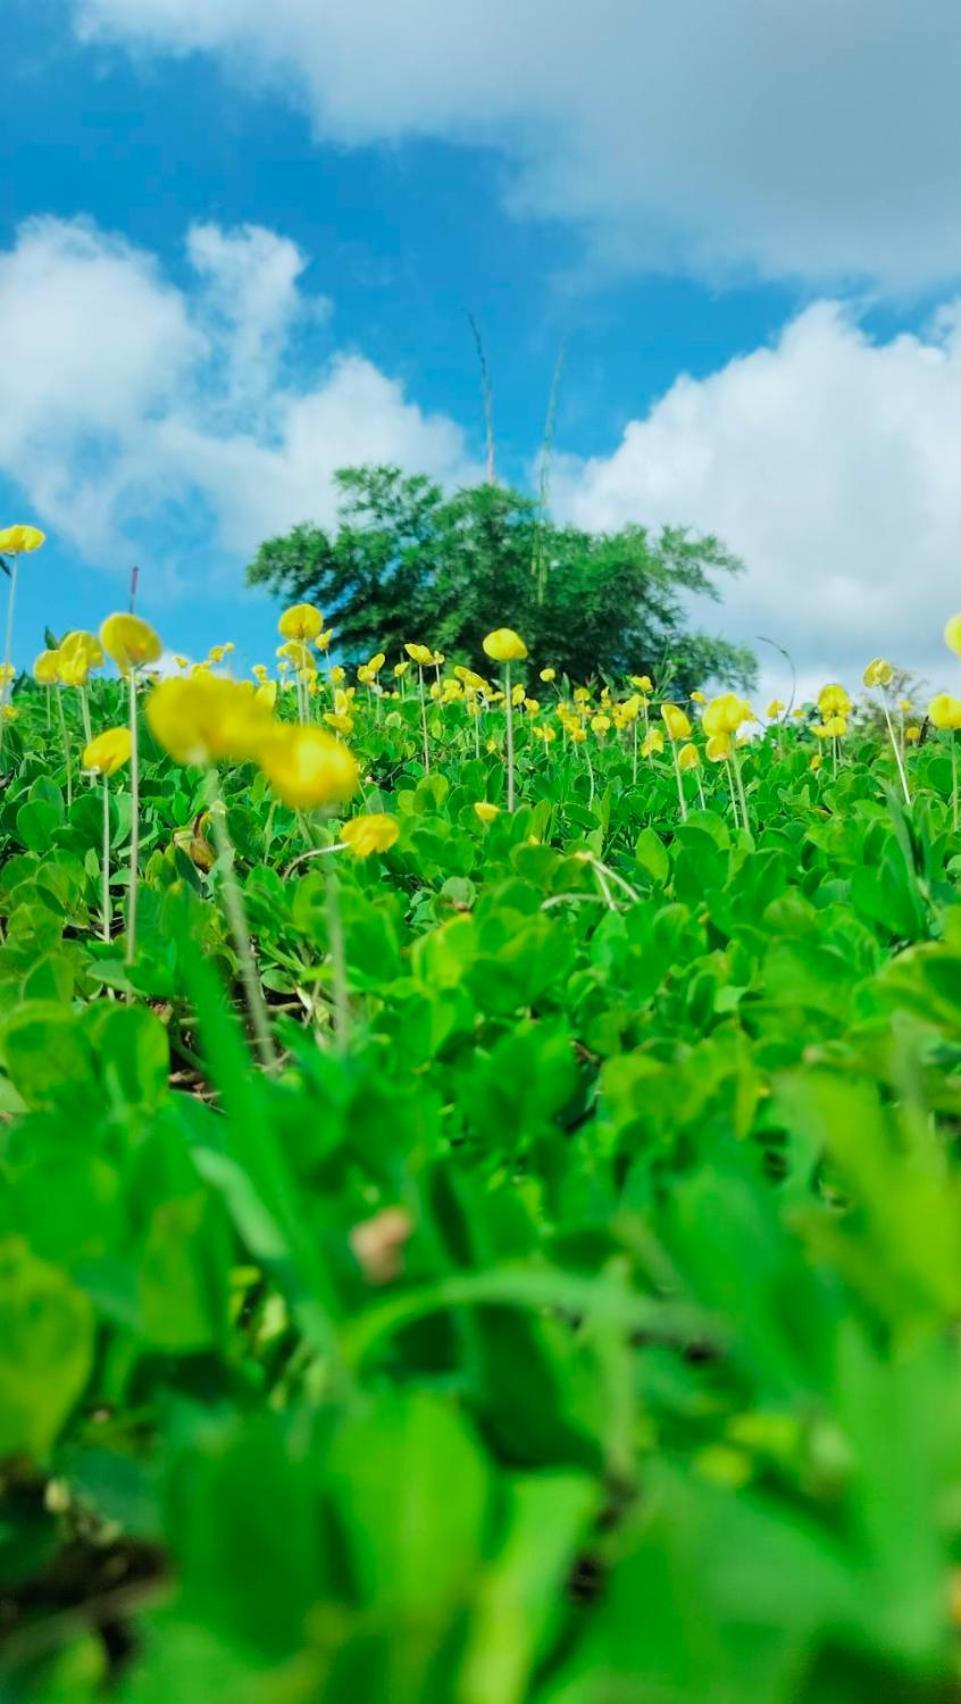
326,863 -> 350,1050
881,691 -> 911,805
952,734 -> 958,834
505,662 -> 515,811
0,559 -> 19,757
126,669 -> 139,965
54,689 -> 74,811
206,768 -> 278,1073
101,777 -> 111,943
671,741 -> 688,821
418,667 -> 430,772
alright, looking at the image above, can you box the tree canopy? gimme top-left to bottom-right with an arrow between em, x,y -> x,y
245,466 -> 756,690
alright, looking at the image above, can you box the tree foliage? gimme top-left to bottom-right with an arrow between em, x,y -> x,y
246,466 -> 756,689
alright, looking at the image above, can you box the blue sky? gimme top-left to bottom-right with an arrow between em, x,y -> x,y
5,0 -> 961,694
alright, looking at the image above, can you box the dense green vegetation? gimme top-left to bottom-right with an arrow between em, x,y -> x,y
245,467 -> 757,689
3,611 -> 961,1701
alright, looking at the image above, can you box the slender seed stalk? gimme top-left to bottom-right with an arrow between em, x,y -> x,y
880,691 -> 911,805
54,689 -> 74,811
632,719 -> 638,785
952,733 -> 959,834
695,768 -> 706,811
670,740 -> 688,821
505,662 -> 516,811
326,863 -> 350,1050
418,667 -> 430,772
731,745 -> 750,835
725,758 -> 742,830
205,768 -> 278,1073
126,669 -> 140,965
585,740 -> 595,807
0,558 -> 19,756
80,685 -> 93,751
101,778 -> 111,943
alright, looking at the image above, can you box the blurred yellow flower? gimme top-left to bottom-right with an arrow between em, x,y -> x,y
677,742 -> 701,771
474,801 -> 500,822
817,684 -> 851,716
630,674 -> 652,692
641,727 -> 665,757
278,603 -> 324,642
539,666 -> 556,683
341,813 -> 399,858
661,703 -> 692,741
766,699 -> 785,719
146,675 -> 273,766
706,732 -> 733,763
259,724 -> 358,809
929,693 -> 961,730
33,649 -> 61,685
83,727 -> 132,776
100,613 -> 163,674
482,628 -> 528,663
405,642 -> 434,666
0,525 -> 45,556
863,658 -> 894,688
703,694 -> 750,736
946,615 -> 961,656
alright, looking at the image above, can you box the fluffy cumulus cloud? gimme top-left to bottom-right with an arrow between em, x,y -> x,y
74,0 -> 961,291
0,216 -> 471,570
555,301 -> 961,696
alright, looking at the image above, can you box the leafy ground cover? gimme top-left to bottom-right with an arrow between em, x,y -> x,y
3,602 -> 961,1700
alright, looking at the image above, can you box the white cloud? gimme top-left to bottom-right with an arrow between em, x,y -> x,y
555,301 -> 961,697
0,216 -> 472,575
74,0 -> 961,291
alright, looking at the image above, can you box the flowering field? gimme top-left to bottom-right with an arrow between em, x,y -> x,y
6,529 -> 961,1698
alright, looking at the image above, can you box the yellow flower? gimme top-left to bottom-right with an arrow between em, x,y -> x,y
661,702 -> 692,741
766,699 -> 785,719
818,683 -> 851,716
341,812 -> 399,858
393,659 -> 411,678
863,658 -> 894,689
0,525 -> 45,556
945,615 -> 961,657
330,665 -> 346,686
706,732 -> 733,763
641,727 -> 665,757
259,724 -> 359,809
100,613 -> 162,674
366,651 -> 386,674
278,602 -> 324,642
677,742 -> 700,771
929,693 -> 961,730
482,628 -> 528,663
324,711 -> 355,735
405,642 -> 434,667
146,675 -> 274,766
630,674 -> 652,692
822,714 -> 847,738
523,697 -> 540,715
83,727 -> 132,776
590,714 -> 611,735
690,690 -> 706,704
533,724 -> 556,744
277,639 -> 314,673
539,666 -> 556,683
33,649 -> 62,685
810,753 -> 823,772
474,801 -> 500,822
254,681 -> 278,709
61,630 -> 104,671
702,693 -> 750,736
905,724 -> 921,744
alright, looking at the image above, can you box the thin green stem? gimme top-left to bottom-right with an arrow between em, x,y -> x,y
101,778 -> 111,943
206,768 -> 278,1073
0,558 -> 19,756
952,734 -> 958,834
881,691 -> 911,805
54,689 -> 73,811
126,669 -> 140,966
326,863 -> 350,1050
505,662 -> 515,811
671,740 -> 688,822
418,667 -> 430,772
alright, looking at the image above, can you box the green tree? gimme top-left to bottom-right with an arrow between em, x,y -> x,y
246,466 -> 755,689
